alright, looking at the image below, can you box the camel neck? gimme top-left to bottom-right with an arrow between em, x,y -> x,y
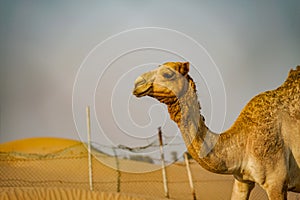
165,80 -> 242,174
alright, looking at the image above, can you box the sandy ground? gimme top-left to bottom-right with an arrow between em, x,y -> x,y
0,138 -> 299,200
0,187 -> 164,200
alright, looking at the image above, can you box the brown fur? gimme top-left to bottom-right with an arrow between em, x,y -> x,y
133,62 -> 300,200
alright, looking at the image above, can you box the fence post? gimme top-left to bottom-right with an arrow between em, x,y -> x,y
113,147 -> 121,192
86,106 -> 93,191
158,127 -> 169,199
184,152 -> 196,200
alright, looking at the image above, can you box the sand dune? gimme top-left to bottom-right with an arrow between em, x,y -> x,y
0,137 -> 81,154
0,138 -> 299,200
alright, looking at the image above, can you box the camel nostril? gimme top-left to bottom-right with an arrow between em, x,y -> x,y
134,76 -> 146,87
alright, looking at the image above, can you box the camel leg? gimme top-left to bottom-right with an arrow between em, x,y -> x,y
265,186 -> 287,200
262,170 -> 288,200
231,179 -> 255,200
263,181 -> 287,200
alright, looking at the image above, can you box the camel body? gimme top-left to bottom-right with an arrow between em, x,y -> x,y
133,62 -> 300,199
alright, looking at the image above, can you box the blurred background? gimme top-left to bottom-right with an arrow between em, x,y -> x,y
0,1 -> 299,154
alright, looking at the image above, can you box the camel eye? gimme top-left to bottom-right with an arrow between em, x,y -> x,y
162,71 -> 175,79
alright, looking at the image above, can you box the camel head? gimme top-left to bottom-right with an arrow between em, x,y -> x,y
133,62 -> 193,104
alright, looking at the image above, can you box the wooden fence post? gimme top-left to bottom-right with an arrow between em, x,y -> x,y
158,127 -> 169,198
184,152 -> 196,200
86,106 -> 93,191
113,147 -> 121,192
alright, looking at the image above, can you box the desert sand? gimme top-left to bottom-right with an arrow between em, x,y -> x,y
0,138 -> 299,200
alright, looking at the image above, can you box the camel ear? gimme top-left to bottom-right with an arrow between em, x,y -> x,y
179,62 -> 190,76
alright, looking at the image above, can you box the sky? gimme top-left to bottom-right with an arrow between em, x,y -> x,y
0,0 -> 299,161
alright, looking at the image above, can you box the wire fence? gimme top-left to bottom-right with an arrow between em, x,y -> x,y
0,142 -> 299,200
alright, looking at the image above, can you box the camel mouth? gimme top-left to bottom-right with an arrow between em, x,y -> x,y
133,85 -> 152,97
133,76 -> 153,97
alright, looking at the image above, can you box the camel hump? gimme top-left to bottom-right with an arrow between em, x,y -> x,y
288,66 -> 300,79
279,66 -> 300,119
282,66 -> 300,87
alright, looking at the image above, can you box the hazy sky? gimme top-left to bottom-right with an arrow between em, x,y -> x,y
0,1 -> 299,160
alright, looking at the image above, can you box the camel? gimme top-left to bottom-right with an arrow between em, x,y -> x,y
133,62 -> 300,200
